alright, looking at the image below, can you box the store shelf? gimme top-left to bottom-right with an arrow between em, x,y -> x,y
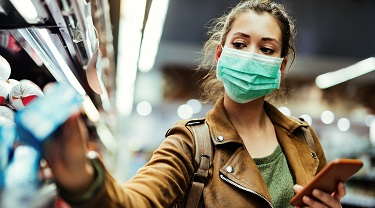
0,0 -> 116,114
0,1 -> 117,206
342,191 -> 375,208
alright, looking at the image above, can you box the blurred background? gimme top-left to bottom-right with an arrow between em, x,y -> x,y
0,0 -> 374,207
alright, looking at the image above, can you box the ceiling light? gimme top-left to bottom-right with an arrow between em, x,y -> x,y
186,99 -> 202,114
138,0 -> 170,72
316,57 -> 375,89
82,95 -> 101,122
10,0 -> 38,24
37,29 -> 86,95
116,0 -> 147,116
278,106 -> 291,116
136,101 -> 152,116
177,104 -> 194,119
321,110 -> 335,124
337,118 -> 350,132
299,114 -> 313,125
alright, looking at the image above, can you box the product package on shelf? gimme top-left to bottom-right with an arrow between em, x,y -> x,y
0,122 -> 42,207
9,80 -> 44,111
0,124 -> 15,172
0,54 -> 11,82
0,82 -> 84,207
0,145 -> 41,208
15,82 -> 84,152
0,53 -> 44,129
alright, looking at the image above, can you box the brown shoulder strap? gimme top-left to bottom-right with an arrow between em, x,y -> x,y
184,119 -> 213,208
299,126 -> 316,153
292,117 -> 316,153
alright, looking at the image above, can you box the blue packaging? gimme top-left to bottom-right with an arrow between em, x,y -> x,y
0,145 -> 42,207
3,145 -> 41,188
0,124 -> 16,173
14,83 -> 84,152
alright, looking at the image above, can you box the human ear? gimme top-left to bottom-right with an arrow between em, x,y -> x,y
215,44 -> 222,62
280,57 -> 288,74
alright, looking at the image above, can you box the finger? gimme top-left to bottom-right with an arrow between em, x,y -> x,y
44,114 -> 88,168
303,194 -> 328,208
312,189 -> 341,208
332,182 -> 346,200
293,184 -> 304,194
60,116 -> 89,164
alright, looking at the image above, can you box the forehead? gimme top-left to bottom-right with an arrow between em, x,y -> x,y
229,10 -> 282,42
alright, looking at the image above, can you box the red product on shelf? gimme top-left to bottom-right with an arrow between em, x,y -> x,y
8,80 -> 44,110
55,197 -> 71,208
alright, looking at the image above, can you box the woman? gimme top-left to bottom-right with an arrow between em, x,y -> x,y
44,0 -> 346,207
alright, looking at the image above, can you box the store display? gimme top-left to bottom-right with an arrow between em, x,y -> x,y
0,124 -> 15,171
8,79 -> 44,110
0,0 -> 116,206
0,54 -> 11,81
0,105 -> 15,121
0,82 -> 84,207
2,145 -> 41,188
0,80 -> 11,105
0,145 -> 42,208
15,82 -> 83,151
6,78 -> 19,87
0,32 -> 22,53
0,116 -> 13,126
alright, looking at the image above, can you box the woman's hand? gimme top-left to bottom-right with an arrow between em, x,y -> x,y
293,182 -> 346,208
43,113 -> 95,194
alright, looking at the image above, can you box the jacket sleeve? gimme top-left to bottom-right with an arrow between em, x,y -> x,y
60,121 -> 197,208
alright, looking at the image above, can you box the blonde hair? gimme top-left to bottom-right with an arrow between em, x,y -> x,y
198,0 -> 296,104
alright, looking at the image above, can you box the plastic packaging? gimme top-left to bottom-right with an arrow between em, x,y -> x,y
0,145 -> 42,208
14,82 -> 84,151
0,124 -> 16,172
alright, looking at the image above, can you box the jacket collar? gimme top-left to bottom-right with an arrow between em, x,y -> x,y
263,101 -> 309,133
206,97 -> 308,146
206,97 -> 242,146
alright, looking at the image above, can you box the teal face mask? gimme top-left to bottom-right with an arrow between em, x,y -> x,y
216,47 -> 283,103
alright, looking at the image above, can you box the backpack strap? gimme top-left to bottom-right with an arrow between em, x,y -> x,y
184,119 -> 213,208
292,117 -> 316,153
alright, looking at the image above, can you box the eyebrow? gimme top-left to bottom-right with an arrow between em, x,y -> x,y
233,32 -> 250,38
232,32 -> 280,45
261,37 -> 280,45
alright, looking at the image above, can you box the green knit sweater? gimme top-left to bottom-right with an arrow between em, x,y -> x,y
253,145 -> 294,208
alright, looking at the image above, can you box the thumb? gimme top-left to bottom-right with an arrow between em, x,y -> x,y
293,184 -> 304,194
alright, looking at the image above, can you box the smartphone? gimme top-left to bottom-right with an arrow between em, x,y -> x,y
290,158 -> 363,207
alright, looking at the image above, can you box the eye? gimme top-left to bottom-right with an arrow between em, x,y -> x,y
260,47 -> 275,55
232,42 -> 246,49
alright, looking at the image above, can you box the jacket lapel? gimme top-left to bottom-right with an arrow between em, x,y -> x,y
264,101 -> 320,186
275,126 -> 319,186
219,147 -> 273,203
206,98 -> 320,202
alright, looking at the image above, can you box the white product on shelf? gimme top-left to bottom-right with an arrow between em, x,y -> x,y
0,80 -> 11,105
0,55 -> 11,81
6,79 -> 19,87
8,80 -> 44,110
0,105 -> 15,121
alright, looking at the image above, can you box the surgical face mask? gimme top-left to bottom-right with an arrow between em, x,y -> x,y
216,47 -> 283,104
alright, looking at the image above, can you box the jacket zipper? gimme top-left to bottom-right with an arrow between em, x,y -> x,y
219,174 -> 274,208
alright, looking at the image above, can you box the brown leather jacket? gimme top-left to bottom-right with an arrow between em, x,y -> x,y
69,98 -> 327,208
